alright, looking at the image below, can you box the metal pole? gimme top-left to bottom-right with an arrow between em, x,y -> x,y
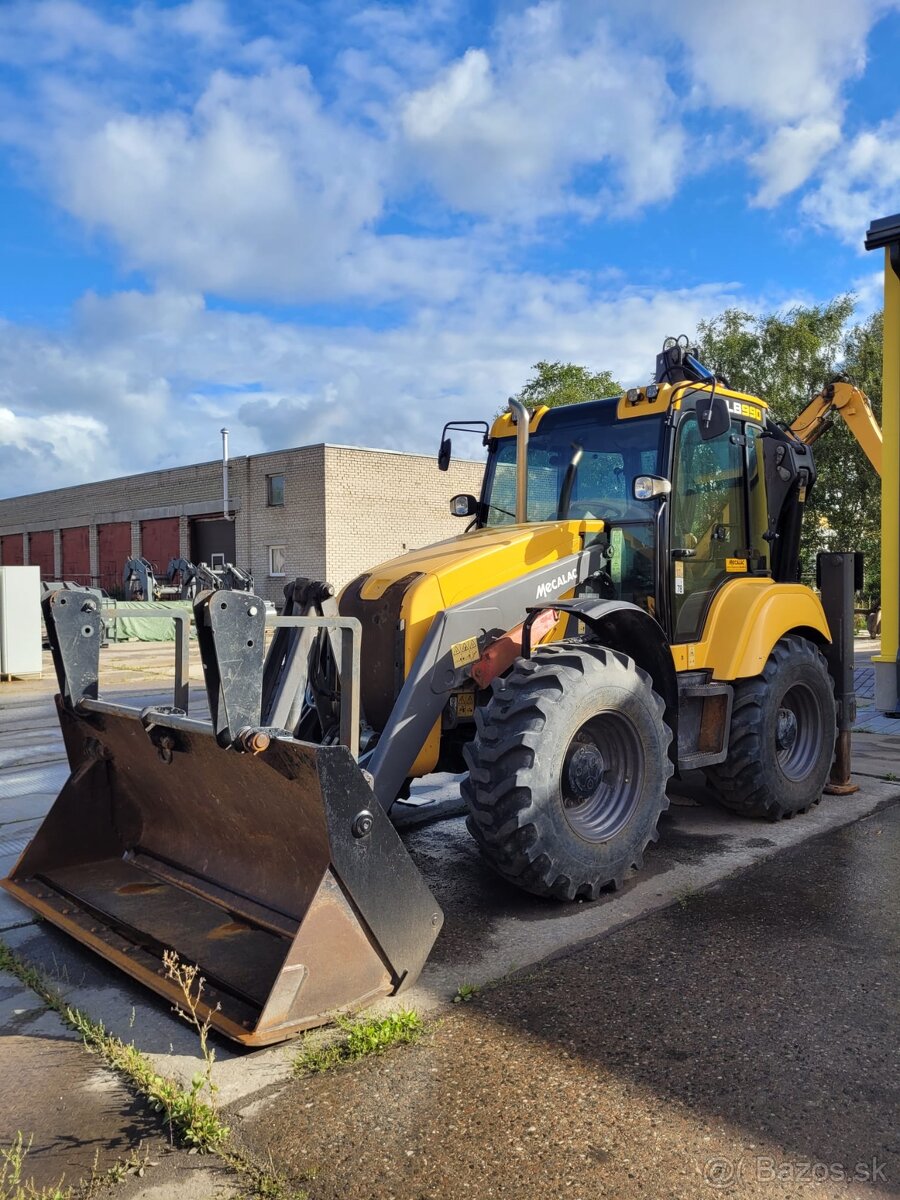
818,552 -> 860,795
221,428 -> 232,523
507,398 -> 530,523
864,216 -> 900,716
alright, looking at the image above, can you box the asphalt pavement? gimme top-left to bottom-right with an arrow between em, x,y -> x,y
233,805 -> 900,1199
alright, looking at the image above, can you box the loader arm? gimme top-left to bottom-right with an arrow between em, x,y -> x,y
789,380 -> 883,476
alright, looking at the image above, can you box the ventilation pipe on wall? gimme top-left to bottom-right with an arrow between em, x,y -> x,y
221,428 -> 234,522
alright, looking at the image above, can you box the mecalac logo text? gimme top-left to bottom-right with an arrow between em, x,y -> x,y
535,568 -> 578,599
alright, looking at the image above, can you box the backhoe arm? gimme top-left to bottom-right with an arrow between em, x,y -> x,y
789,381 -> 882,476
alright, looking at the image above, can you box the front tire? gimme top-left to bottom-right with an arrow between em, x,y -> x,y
462,643 -> 673,900
704,635 -> 835,819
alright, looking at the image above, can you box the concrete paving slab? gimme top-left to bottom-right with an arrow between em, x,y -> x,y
0,791 -> 58,825
0,727 -> 63,748
850,732 -> 900,778
0,723 -> 60,742
0,746 -> 67,769
0,885 -> 35,931
0,763 -> 68,799
0,968 -> 159,1191
854,706 -> 900,735
0,818 -> 41,859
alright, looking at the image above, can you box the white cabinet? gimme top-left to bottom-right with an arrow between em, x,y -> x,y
0,566 -> 42,677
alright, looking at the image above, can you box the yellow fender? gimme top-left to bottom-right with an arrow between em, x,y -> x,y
671,578 -> 831,681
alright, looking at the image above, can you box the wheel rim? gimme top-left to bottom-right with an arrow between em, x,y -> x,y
775,681 -> 822,781
560,711 -> 645,841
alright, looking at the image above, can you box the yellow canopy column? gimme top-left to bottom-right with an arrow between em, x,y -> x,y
865,214 -> 900,715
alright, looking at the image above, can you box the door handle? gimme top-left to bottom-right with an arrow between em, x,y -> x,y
671,549 -> 697,559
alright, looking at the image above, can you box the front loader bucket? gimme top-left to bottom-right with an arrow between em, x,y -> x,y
2,588 -> 442,1047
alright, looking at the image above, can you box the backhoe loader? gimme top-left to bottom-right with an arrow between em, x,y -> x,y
3,340 -> 882,1046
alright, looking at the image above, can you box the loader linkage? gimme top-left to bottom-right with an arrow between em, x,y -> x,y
1,587 -> 443,1047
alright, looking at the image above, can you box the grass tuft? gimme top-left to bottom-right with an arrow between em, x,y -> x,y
293,1009 -> 424,1076
0,1133 -> 70,1200
453,983 -> 480,1003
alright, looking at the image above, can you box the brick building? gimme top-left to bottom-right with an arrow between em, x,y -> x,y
0,444 -> 485,604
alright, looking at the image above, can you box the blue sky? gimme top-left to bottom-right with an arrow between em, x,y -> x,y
0,0 -> 897,497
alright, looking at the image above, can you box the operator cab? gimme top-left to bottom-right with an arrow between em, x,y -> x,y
452,339 -> 814,645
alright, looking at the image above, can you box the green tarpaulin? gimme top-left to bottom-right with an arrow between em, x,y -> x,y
104,600 -> 196,642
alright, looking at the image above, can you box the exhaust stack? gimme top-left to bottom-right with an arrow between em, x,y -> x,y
506,398 -> 530,523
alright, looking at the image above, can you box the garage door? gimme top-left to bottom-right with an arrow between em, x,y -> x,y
190,517 -> 236,566
28,531 -> 55,579
61,525 -> 90,582
0,534 -> 24,566
140,517 -> 180,572
98,522 -> 132,595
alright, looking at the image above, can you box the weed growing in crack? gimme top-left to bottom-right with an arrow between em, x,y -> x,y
292,1010 -> 424,1076
0,1133 -> 69,1200
0,1134 -> 155,1200
453,983 -> 480,1003
0,941 -> 227,1153
161,951 -> 226,1150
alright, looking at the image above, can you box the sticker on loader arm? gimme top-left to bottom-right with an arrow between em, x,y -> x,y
450,636 -> 481,668
456,692 -> 475,717
674,560 -> 684,595
725,557 -> 748,573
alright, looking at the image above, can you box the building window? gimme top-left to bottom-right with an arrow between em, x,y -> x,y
267,474 -> 285,506
269,545 -> 286,577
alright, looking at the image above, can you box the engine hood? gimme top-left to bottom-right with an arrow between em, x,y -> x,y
348,518 -> 605,611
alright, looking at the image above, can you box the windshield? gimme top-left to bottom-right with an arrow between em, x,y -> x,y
483,406 -> 664,526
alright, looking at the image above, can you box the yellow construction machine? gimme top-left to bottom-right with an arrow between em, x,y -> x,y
3,339 -> 884,1046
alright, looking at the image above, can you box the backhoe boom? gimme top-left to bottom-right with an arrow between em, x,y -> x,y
789,380 -> 882,476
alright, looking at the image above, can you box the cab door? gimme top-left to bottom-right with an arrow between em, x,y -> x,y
669,413 -> 751,642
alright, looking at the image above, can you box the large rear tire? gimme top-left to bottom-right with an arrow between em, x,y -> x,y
704,635 -> 835,820
462,643 -> 673,900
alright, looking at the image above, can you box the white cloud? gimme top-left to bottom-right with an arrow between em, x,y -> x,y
0,275 -> 746,497
0,1 -> 138,67
1,0 -> 895,303
801,115 -> 900,244
43,65 -> 396,301
400,4 -> 685,219
750,118 -> 842,207
0,407 -> 118,496
621,0 -> 889,203
668,0 -> 874,125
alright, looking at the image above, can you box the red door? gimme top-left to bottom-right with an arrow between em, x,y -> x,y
98,522 -> 132,595
29,531 -> 55,579
140,517 -> 180,573
0,534 -> 24,565
61,525 -> 91,582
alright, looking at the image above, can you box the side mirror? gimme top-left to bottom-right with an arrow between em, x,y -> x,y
450,493 -> 477,517
696,390 -> 731,441
633,475 -> 672,501
438,437 -> 452,471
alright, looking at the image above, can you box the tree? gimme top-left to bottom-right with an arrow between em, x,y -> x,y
515,361 -> 623,409
695,299 -> 882,594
